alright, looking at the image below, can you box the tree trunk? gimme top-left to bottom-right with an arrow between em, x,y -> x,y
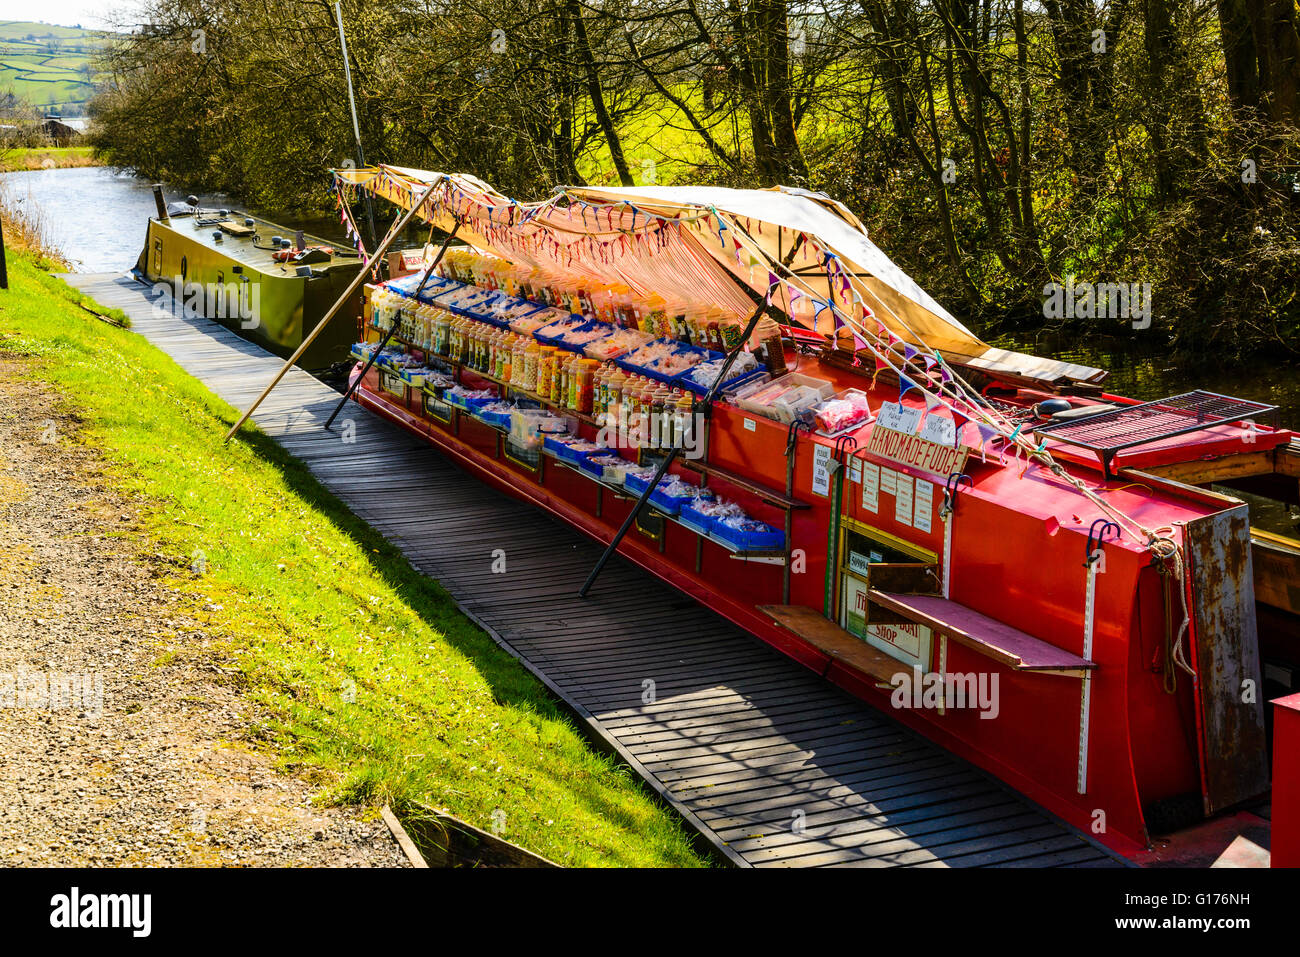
1219,0 -> 1261,116
756,0 -> 808,182
1250,0 -> 1300,125
569,0 -> 634,185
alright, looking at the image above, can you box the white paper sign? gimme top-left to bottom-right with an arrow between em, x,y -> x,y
812,444 -> 832,497
848,551 -> 873,577
880,467 -> 898,495
895,473 -> 914,526
861,462 -> 880,513
849,456 -> 862,484
914,479 -> 934,534
894,475 -> 915,527
919,415 -> 957,447
876,402 -> 922,436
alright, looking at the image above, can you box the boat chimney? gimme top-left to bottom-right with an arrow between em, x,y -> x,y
151,184 -> 170,224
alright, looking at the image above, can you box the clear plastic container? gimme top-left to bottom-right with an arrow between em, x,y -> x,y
731,372 -> 835,423
812,388 -> 873,434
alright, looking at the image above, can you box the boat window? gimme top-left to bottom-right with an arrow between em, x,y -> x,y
838,521 -> 937,670
841,523 -> 934,574
504,437 -> 541,474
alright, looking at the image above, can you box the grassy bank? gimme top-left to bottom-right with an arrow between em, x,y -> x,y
0,145 -> 100,171
0,249 -> 709,867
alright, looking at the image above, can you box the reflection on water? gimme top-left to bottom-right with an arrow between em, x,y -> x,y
0,166 -> 351,274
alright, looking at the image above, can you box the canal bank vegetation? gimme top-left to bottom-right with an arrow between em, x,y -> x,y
0,247 -> 709,867
0,145 -> 99,172
88,0 -> 1300,361
0,180 -> 69,268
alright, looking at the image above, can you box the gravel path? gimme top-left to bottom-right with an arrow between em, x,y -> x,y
0,357 -> 407,867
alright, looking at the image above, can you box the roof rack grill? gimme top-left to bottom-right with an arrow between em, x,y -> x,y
1032,389 -> 1278,477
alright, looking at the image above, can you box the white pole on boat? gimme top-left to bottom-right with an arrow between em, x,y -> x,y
223,179 -> 442,443
334,0 -> 378,248
335,1 -> 364,167
1078,551 -> 1101,794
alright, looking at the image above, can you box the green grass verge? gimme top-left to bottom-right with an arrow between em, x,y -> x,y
0,250 -> 710,868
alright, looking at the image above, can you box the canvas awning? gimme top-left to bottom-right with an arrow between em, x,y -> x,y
332,165 -> 1104,383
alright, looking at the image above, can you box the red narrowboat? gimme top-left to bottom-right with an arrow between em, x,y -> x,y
331,165 -> 1298,860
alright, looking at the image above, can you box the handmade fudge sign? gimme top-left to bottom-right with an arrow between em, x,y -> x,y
869,402 -> 968,479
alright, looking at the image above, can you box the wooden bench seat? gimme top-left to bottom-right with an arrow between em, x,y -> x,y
870,591 -> 1095,674
760,595 -> 1095,684
758,604 -> 908,684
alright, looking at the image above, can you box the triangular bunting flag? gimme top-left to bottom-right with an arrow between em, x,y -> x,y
951,412 -> 969,447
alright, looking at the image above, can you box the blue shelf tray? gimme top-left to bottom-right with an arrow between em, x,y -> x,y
710,519 -> 785,552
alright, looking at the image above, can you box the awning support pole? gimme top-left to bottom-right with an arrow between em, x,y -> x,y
578,298 -> 768,598
324,220 -> 460,431
222,179 -> 441,443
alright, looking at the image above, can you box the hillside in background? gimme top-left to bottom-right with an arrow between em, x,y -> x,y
0,20 -> 105,114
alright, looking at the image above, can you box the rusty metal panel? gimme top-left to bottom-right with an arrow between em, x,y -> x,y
1184,505 -> 1270,813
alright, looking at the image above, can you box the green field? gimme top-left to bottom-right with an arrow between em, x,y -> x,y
0,21 -> 105,113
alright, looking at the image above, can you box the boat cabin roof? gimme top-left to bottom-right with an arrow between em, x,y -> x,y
779,346 -> 1292,546
157,210 -> 361,276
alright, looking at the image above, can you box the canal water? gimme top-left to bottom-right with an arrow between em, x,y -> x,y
0,166 -> 349,273
5,165 -> 1298,431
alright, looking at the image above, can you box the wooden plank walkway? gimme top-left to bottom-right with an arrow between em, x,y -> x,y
63,273 -> 1122,868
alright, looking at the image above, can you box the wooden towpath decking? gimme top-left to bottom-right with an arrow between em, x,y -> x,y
63,272 -> 1121,868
